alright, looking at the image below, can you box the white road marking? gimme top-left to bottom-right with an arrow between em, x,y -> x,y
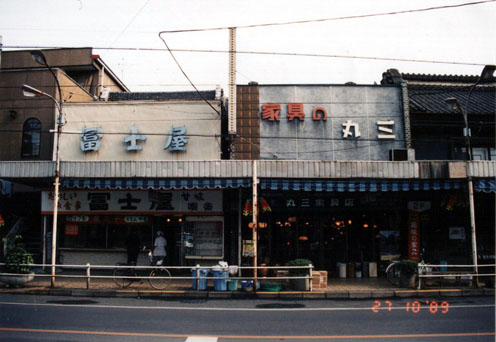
185,337 -> 217,342
0,301 -> 493,312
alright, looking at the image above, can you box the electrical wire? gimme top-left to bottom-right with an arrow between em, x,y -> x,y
3,45 -> 490,67
158,0 -> 496,33
110,0 -> 151,47
158,34 -> 222,116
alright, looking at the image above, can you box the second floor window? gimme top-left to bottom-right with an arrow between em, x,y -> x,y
21,118 -> 41,157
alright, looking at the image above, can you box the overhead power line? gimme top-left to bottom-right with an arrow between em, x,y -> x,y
158,0 -> 496,33
3,45 -> 488,67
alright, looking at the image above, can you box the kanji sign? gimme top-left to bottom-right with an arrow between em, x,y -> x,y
164,126 -> 188,152
80,128 -> 103,152
42,190 -> 222,214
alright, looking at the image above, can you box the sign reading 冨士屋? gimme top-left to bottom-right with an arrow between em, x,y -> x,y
41,190 -> 222,214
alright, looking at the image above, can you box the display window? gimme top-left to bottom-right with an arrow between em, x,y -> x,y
60,215 -> 153,250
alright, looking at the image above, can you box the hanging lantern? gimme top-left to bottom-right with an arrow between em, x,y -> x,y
243,199 -> 253,216
259,197 -> 272,213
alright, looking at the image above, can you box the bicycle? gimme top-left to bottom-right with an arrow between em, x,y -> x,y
113,251 -> 171,290
385,259 -> 401,286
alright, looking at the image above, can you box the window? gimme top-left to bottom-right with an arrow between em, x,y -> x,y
21,118 -> 41,157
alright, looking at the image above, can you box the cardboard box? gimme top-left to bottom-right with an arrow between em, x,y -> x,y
312,271 -> 324,288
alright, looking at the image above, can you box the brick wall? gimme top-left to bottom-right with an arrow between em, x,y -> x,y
233,85 -> 260,159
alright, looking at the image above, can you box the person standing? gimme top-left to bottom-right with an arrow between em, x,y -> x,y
126,231 -> 141,266
152,231 -> 167,265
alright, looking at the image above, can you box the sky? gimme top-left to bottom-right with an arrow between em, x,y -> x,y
1,0 -> 495,92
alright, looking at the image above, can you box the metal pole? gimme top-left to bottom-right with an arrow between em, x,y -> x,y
463,87 -> 478,287
238,188 -> 242,276
86,263 -> 91,289
51,108 -> 62,287
252,160 -> 258,290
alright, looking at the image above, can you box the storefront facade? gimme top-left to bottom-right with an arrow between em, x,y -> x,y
39,96 -> 240,266
232,84 -> 494,276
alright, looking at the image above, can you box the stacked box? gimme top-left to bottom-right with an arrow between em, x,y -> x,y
312,271 -> 322,288
319,271 -> 328,287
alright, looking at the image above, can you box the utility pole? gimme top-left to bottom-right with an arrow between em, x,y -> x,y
228,27 -> 237,135
252,160 -> 258,290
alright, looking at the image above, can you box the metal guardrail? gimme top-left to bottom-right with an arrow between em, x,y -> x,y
0,263 -> 315,291
417,263 -> 495,289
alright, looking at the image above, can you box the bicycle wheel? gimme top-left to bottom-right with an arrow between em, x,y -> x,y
149,268 -> 171,290
113,267 -> 133,288
386,262 -> 400,286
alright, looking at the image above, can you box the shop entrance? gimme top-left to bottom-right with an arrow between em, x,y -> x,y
255,192 -> 405,276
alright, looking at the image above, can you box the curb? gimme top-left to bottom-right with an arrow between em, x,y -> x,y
0,287 -> 493,299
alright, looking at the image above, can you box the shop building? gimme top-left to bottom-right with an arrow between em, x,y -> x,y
231,82 -> 495,276
34,91 -> 248,266
0,48 -> 128,260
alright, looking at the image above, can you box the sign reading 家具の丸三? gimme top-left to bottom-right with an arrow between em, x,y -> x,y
41,190 -> 222,214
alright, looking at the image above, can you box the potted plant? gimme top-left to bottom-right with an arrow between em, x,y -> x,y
399,259 -> 418,289
0,235 -> 35,287
287,258 -> 313,291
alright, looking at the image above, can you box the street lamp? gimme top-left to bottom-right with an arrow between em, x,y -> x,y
444,64 -> 495,286
22,50 -> 64,288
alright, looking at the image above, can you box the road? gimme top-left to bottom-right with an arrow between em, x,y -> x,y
0,294 -> 493,341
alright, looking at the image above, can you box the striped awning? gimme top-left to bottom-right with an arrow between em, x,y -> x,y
475,179 -> 495,193
260,179 -> 464,192
62,178 -> 251,190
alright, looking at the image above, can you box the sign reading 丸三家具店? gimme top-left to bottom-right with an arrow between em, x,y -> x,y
261,103 -> 396,140
41,190 -> 222,214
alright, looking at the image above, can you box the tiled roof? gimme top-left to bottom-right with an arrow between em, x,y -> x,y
401,73 -> 492,84
109,90 -> 217,101
408,84 -> 495,115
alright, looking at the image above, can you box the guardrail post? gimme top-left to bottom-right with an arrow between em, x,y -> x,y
417,264 -> 422,290
196,264 -> 200,291
309,264 -> 313,292
86,263 -> 91,289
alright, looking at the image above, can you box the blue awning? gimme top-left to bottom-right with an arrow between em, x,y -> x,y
260,179 -> 464,192
475,179 -> 495,193
62,178 -> 252,190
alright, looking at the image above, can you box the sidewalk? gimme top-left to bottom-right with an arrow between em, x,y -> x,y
1,271 -> 493,299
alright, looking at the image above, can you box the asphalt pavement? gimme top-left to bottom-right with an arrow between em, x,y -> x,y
0,269 -> 493,300
0,294 -> 494,341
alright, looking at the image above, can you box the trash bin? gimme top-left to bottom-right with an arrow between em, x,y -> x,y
362,262 -> 370,278
355,262 -> 362,278
369,262 -> 378,278
211,267 -> 228,291
347,262 -> 355,278
338,263 -> 347,278
191,268 -> 209,290
227,279 -> 238,291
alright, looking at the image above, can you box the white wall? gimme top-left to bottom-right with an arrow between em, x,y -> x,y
60,101 -> 222,161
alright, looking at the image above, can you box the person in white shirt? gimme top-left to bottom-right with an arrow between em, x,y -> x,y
152,231 -> 167,265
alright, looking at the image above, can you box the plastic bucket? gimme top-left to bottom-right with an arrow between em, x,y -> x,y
191,268 -> 209,290
212,270 -> 228,291
227,279 -> 238,291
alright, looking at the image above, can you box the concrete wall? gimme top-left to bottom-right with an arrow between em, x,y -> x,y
1,48 -> 93,70
258,85 -> 405,161
60,101 -> 222,161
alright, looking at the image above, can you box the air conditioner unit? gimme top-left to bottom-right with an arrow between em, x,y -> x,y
389,149 -> 415,161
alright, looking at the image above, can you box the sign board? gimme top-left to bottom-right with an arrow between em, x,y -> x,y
449,227 -> 466,240
42,190 -> 223,214
408,201 -> 431,213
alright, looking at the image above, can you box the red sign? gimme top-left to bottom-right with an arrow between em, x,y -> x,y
408,211 -> 420,261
